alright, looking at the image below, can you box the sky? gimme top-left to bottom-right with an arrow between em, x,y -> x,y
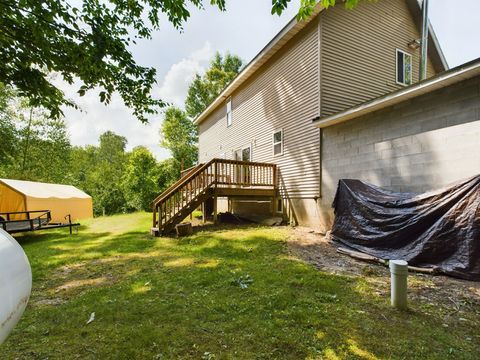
59,0 -> 480,160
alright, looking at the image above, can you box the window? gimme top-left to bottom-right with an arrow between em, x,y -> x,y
273,129 -> 283,156
242,146 -> 251,162
276,198 -> 283,213
226,98 -> 232,127
396,49 -> 412,86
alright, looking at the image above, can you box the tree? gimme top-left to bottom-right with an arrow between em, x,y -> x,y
0,0 -> 231,122
0,1 -> 362,123
273,0 -> 367,20
69,145 -> 98,191
0,83 -> 17,170
15,114 -> 71,183
185,52 -> 243,119
0,100 -> 72,183
69,131 -> 129,216
92,131 -> 128,215
122,146 -> 159,211
160,107 -> 198,173
157,158 -> 182,193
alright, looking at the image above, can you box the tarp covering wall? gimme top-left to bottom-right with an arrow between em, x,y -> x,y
331,175 -> 480,281
0,179 -> 93,222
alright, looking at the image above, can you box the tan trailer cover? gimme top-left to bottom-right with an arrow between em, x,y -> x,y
0,179 -> 93,222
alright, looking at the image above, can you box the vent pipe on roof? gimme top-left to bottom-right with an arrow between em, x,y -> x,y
419,0 -> 429,81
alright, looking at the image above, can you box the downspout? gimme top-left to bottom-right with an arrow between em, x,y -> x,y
419,0 -> 429,81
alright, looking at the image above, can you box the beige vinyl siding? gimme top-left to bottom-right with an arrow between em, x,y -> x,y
199,20 -> 321,198
320,0 -> 436,117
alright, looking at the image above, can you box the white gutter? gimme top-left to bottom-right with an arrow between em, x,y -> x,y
313,58 -> 480,128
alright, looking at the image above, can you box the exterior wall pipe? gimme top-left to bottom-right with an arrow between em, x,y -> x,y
419,0 -> 430,81
389,260 -> 408,310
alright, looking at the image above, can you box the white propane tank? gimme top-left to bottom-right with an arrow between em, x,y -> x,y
0,229 -> 32,345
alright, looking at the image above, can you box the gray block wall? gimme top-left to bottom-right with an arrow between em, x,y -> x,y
319,75 -> 480,229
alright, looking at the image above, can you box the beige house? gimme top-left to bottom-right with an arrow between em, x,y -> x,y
193,0 -> 448,232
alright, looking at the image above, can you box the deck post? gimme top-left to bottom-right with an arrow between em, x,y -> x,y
272,165 -> 277,216
213,195 -> 218,224
201,202 -> 206,223
153,206 -> 157,228
159,205 -> 163,229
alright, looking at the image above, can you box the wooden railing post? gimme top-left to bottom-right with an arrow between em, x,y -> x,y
153,206 -> 157,228
273,165 -> 277,190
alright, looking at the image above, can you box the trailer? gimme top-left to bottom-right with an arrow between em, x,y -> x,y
0,210 -> 80,234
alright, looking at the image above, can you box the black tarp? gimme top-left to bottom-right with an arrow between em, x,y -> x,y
331,175 -> 480,281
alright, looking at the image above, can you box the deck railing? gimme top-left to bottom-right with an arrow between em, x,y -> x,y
151,158 -> 277,232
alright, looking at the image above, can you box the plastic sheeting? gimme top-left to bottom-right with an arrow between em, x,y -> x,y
331,175 -> 480,281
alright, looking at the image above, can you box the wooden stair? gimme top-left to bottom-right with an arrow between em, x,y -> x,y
150,158 -> 277,236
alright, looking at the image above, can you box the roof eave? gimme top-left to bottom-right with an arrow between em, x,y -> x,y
312,58 -> 480,129
194,4 -> 324,125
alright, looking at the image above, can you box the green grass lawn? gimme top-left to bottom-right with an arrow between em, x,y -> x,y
2,212 -> 478,359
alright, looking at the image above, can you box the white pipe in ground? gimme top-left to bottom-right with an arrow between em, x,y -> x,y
389,260 -> 408,310
0,229 -> 32,345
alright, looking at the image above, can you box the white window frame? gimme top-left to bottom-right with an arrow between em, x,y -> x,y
396,49 -> 413,86
273,129 -> 283,157
226,97 -> 232,127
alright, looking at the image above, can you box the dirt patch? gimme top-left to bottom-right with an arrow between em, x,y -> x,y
55,277 -> 111,293
287,227 -> 480,319
33,298 -> 66,307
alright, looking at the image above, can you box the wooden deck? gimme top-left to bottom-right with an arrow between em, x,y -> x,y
151,158 -> 278,236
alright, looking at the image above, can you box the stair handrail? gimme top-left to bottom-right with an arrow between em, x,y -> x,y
150,162 -> 204,207
150,159 -> 215,208
152,158 -> 278,209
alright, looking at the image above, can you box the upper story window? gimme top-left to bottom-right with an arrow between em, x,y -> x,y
396,49 -> 412,86
273,129 -> 283,156
226,98 -> 232,127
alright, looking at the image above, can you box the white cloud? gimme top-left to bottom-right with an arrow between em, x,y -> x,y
58,42 -> 215,160
156,41 -> 214,107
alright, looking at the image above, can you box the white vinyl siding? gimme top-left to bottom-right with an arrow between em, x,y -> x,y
199,20 -> 321,198
320,0 -> 436,117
